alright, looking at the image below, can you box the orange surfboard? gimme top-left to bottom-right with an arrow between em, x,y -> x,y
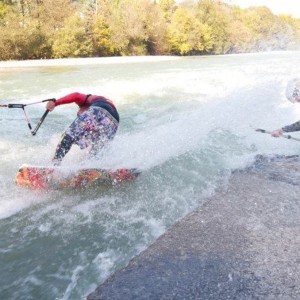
16,165 -> 141,190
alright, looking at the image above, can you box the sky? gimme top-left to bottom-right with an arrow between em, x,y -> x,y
223,0 -> 300,18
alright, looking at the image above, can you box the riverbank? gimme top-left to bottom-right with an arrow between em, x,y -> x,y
87,155 -> 300,299
0,56 -> 180,69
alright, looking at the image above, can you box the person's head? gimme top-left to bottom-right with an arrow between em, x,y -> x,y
286,78 -> 300,103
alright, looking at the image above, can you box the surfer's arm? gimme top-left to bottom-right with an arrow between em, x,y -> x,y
272,120 -> 300,137
47,93 -> 87,111
282,120 -> 300,132
52,134 -> 74,165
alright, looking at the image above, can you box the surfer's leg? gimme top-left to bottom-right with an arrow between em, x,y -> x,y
89,135 -> 106,158
53,133 -> 74,165
88,109 -> 119,159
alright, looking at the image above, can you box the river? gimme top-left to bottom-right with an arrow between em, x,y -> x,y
1,52 -> 300,300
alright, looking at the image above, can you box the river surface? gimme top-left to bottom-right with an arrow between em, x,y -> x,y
1,52 -> 300,300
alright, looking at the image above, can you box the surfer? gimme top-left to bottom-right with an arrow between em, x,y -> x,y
46,92 -> 119,165
271,78 -> 300,138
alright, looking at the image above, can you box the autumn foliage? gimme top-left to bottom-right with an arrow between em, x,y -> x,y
0,0 -> 299,60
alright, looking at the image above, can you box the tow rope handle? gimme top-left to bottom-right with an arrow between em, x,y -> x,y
255,128 -> 300,142
30,99 -> 56,136
31,109 -> 50,136
0,98 -> 55,135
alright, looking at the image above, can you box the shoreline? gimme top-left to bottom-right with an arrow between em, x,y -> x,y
0,56 -> 181,69
1,51 -> 300,69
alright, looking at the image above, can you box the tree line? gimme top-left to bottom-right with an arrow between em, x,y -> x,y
0,0 -> 300,60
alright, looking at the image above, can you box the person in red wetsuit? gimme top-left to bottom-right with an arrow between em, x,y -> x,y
46,92 -> 119,165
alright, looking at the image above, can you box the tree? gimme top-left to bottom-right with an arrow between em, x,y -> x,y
109,0 -> 149,55
158,0 -> 176,21
1,0 -> 300,59
241,6 -> 275,50
93,15 -> 118,56
226,6 -> 254,52
0,2 -> 10,21
168,8 -> 211,55
52,15 -> 94,58
196,0 -> 231,54
276,15 -> 300,50
0,0 -> 75,59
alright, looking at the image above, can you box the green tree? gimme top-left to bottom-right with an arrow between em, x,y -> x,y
52,15 -> 94,58
226,6 -> 254,52
196,0 -> 231,54
109,0 -> 149,55
95,0 -> 166,56
0,5 -> 51,59
276,15 -> 300,50
158,0 -> 176,21
168,7 -> 212,55
241,6 -> 276,50
93,15 -> 118,56
0,2 -> 10,21
0,0 -> 75,59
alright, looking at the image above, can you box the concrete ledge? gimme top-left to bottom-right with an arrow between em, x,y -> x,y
87,156 -> 300,299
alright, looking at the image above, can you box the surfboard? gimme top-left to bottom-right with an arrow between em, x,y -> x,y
16,165 -> 141,190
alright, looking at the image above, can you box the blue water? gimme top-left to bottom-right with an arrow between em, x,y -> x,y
1,52 -> 300,300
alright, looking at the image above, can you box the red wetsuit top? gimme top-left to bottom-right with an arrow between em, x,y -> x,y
55,92 -> 117,115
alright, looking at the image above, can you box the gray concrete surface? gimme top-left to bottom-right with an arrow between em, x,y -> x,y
87,155 -> 300,300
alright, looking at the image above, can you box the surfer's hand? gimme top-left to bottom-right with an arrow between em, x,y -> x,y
271,128 -> 283,137
46,100 -> 56,111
